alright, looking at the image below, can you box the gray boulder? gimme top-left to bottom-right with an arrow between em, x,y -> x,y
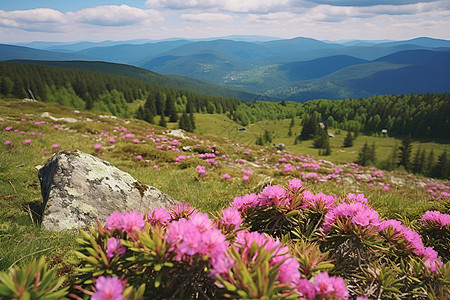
38,150 -> 177,231
272,144 -> 287,151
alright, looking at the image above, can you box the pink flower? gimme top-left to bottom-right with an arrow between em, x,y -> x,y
24,139 -> 31,144
105,211 -> 145,233
196,165 -> 206,177
313,272 -> 349,300
5,126 -> 13,131
172,139 -> 179,146
52,144 -> 59,149
287,178 -> 303,192
420,210 -> 450,229
4,140 -> 11,145
136,155 -> 142,160
109,138 -> 116,143
132,138 -> 140,143
147,207 -> 171,225
242,175 -> 250,182
153,164 -> 158,169
297,279 -> 316,299
121,133 -> 134,139
323,202 -> 380,231
21,118 -> 26,122
92,276 -> 124,300
220,207 -> 243,228
258,185 -> 288,206
222,173 -> 231,180
231,193 -> 258,213
94,144 -> 102,150
106,237 -> 126,259
53,125 -> 59,130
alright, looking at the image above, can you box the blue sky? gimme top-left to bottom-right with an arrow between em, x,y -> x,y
1,0 -> 449,43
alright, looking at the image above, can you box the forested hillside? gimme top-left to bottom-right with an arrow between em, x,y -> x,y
1,61 -> 448,141
232,94 -> 450,140
0,61 -> 241,119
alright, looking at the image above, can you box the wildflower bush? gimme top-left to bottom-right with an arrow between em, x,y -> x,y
1,178 -> 449,299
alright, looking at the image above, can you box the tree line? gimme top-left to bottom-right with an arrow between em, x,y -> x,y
0,61 -> 241,124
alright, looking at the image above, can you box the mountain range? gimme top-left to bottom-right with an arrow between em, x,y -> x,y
1,36 -> 449,102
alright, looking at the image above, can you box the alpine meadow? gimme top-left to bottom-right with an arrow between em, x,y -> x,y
0,1 -> 450,299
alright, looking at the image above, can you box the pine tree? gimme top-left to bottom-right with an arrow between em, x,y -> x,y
159,112 -> 167,127
299,115 -> 319,141
189,112 -> 196,130
155,91 -> 166,115
165,95 -> 178,122
343,131 -> 354,147
425,149 -> 435,175
288,117 -> 294,137
431,151 -> 449,179
398,134 -> 413,170
357,142 -> 370,166
412,146 -> 422,174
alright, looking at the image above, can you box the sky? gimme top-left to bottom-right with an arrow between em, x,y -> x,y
0,0 -> 449,43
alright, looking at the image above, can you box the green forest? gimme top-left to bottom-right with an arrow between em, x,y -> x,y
0,61 -> 241,122
1,61 -> 449,142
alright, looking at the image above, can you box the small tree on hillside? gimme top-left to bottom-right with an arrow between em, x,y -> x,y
159,112 -> 167,128
431,151 -> 449,179
299,116 -> 319,141
356,142 -> 375,166
398,134 -> 413,170
342,131 -> 354,147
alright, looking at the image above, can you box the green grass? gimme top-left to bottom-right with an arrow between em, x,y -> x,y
0,98 -> 448,272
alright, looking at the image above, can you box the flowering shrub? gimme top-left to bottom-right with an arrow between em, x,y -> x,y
3,178 -> 449,299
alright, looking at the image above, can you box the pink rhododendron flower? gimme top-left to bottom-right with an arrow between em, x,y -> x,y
297,278 -> 316,299
106,237 -> 126,259
378,219 -> 439,263
105,211 -> 145,233
153,164 -> 159,169
165,214 -> 230,275
313,272 -> 349,300
235,231 -> 300,286
222,173 -> 231,180
92,276 -> 124,300
231,193 -> 258,213
147,207 -> 171,225
172,139 -> 179,146
287,178 -> 303,192
53,125 -> 59,130
169,202 -> 199,219
196,165 -> 206,177
242,175 -> 250,182
258,185 -> 288,206
220,207 -> 243,228
5,126 -> 13,131
420,210 -> 450,229
52,144 -> 59,149
24,139 -> 31,144
4,140 -> 11,145
94,144 -> 102,150
132,138 -> 140,143
136,155 -> 142,160
323,202 -> 380,231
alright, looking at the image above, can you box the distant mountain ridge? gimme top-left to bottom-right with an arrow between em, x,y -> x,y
2,36 -> 450,101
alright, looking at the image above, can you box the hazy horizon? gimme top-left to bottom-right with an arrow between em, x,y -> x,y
1,1 -> 449,43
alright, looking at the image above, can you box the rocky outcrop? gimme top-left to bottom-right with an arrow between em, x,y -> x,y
272,144 -> 287,151
38,150 -> 177,231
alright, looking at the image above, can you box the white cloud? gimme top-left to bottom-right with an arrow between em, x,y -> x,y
146,0 -> 293,13
69,5 -> 163,26
0,5 -> 164,33
181,13 -> 233,22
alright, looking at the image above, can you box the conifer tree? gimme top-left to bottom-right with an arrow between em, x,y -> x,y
165,95 -> 178,122
343,131 -> 354,147
431,151 -> 449,179
299,115 -> 319,141
398,134 -> 413,170
412,146 -> 423,174
357,142 -> 370,166
159,112 -> 167,127
425,149 -> 435,175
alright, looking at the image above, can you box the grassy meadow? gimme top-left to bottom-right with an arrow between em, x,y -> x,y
0,98 -> 449,275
